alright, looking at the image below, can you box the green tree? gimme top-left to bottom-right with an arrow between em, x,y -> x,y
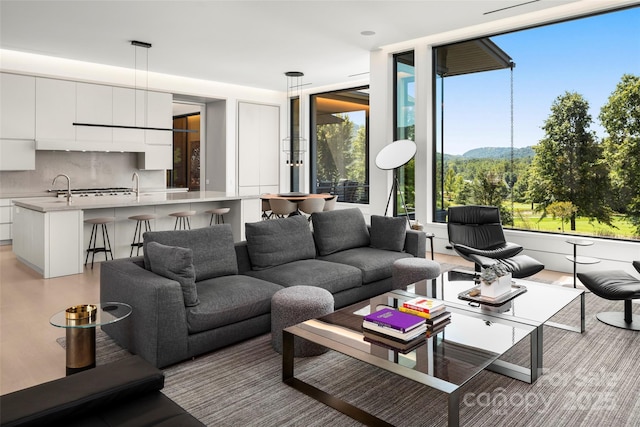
599,74 -> 640,235
546,201 -> 578,233
529,92 -> 611,230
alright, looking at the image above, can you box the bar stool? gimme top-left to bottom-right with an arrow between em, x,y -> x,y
169,211 -> 196,230
128,214 -> 156,256
205,207 -> 230,226
84,217 -> 115,269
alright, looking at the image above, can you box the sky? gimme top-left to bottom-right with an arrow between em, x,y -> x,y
442,7 -> 640,155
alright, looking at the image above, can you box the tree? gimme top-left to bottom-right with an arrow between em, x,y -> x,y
529,92 -> 611,230
546,201 -> 578,233
599,74 -> 640,235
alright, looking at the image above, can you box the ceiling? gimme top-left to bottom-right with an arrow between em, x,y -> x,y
0,1 -> 579,91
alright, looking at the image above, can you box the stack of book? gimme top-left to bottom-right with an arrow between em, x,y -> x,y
399,296 -> 451,336
362,307 -> 426,342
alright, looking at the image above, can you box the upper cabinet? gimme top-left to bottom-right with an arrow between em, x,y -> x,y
0,73 -> 36,170
35,78 -> 76,145
1,73 -> 36,140
31,78 -> 172,164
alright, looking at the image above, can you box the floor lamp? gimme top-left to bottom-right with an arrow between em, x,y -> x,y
375,139 -> 416,226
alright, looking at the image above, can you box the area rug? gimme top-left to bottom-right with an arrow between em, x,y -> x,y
58,271 -> 640,426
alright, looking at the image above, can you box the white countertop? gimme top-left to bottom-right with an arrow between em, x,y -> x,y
12,191 -> 258,212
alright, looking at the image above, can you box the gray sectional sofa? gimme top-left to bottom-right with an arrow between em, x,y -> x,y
101,208 -> 427,368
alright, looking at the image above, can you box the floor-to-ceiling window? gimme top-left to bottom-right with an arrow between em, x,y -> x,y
310,87 -> 369,203
433,7 -> 640,241
394,51 -> 415,218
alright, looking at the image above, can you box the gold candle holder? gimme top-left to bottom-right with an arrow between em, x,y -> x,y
65,304 -> 97,321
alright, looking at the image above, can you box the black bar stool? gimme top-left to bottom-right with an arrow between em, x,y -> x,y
84,217 -> 115,268
205,207 -> 230,226
169,211 -> 196,230
128,214 -> 156,256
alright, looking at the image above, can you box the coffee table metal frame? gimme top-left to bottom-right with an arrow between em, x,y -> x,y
283,291 -> 539,427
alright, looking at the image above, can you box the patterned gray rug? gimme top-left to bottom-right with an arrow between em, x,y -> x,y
59,269 -> 640,426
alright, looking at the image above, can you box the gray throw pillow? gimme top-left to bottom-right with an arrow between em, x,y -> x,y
146,241 -> 199,307
369,215 -> 407,252
143,225 -> 238,281
245,215 -> 316,270
311,208 -> 370,256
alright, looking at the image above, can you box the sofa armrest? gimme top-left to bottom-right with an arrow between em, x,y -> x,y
0,355 -> 163,427
100,258 -> 189,368
404,229 -> 426,258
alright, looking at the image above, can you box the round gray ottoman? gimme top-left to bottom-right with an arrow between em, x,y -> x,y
392,257 -> 441,289
271,286 -> 334,356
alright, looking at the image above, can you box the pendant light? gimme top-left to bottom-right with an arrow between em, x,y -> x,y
282,71 -> 307,167
72,40 -> 195,133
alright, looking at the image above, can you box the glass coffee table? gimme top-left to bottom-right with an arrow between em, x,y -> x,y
50,302 -> 132,375
283,290 -> 539,427
415,269 -> 585,334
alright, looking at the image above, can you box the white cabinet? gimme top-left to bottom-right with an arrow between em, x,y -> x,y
112,87 -> 145,146
0,73 -> 36,170
13,205 -> 83,278
1,73 -> 36,140
35,78 -> 76,146
76,82 -> 113,143
144,91 -> 172,146
138,144 -> 172,170
0,139 -> 36,170
33,77 -> 171,153
238,102 -> 279,194
0,199 -> 12,243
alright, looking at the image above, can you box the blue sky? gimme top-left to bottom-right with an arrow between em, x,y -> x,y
443,7 -> 640,155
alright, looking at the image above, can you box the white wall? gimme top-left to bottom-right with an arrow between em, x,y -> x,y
369,0 -> 640,273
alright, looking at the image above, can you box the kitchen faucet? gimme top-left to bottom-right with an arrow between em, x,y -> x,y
52,174 -> 72,204
132,172 -> 140,196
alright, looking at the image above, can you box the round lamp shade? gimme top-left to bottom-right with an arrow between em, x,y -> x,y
375,139 -> 416,170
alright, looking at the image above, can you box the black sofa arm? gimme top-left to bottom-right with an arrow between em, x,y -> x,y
1,356 -> 161,426
1,355 -> 204,427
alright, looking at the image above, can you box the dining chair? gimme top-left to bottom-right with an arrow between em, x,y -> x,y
261,199 -> 273,220
269,198 -> 298,218
323,195 -> 338,211
298,198 -> 325,221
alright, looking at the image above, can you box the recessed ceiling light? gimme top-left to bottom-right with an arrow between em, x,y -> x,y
360,30 -> 376,36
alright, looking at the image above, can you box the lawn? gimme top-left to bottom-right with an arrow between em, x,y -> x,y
505,203 -> 639,240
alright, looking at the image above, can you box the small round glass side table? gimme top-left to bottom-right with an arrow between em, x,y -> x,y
565,239 -> 600,288
50,302 -> 132,375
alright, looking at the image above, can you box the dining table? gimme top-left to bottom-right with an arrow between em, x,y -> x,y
260,192 -> 335,202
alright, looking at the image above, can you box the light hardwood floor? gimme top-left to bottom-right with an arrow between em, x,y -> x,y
0,244 -> 572,395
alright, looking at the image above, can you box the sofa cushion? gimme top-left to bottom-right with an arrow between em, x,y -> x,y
246,259 -> 362,294
245,215 -> 316,270
146,241 -> 199,307
370,215 -> 407,252
311,208 -> 370,256
186,275 -> 283,334
143,225 -> 237,281
319,247 -> 413,284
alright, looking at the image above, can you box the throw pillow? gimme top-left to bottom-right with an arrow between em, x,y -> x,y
145,241 -> 199,307
143,225 -> 238,281
311,208 -> 370,256
369,215 -> 407,252
245,215 -> 316,270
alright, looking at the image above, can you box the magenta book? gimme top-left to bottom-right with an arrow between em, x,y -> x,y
363,308 -> 424,333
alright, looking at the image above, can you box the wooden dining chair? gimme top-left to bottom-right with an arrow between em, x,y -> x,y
269,198 -> 298,218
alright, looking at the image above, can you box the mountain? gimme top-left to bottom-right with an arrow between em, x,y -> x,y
461,146 -> 535,159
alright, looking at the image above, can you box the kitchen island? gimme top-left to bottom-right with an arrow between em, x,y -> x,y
12,191 -> 261,278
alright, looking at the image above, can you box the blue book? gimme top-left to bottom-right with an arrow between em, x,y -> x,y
363,308 -> 425,333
